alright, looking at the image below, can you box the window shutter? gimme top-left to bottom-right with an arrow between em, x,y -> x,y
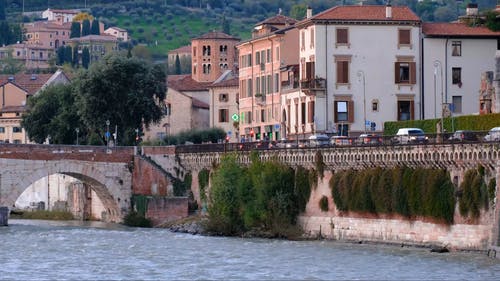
342,61 -> 349,83
308,101 -> 315,123
399,30 -> 410,45
225,109 -> 229,121
306,62 -> 312,80
334,102 -> 338,123
394,62 -> 400,83
337,62 -> 343,83
348,101 -> 354,123
410,62 -> 416,84
410,101 -> 414,120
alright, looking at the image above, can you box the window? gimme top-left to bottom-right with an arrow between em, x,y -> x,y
336,28 -> 348,45
398,29 -> 411,46
372,100 -> 379,112
452,41 -> 462,56
310,28 -> 314,48
165,103 -> 171,115
193,47 -> 197,56
13,139 -> 21,144
261,109 -> 265,122
452,67 -> 462,84
452,96 -> 462,113
247,78 -> 252,97
301,102 -> 306,125
301,30 -> 305,50
397,100 -> 414,121
308,101 -> 315,123
334,100 -> 354,123
219,109 -> 229,122
255,51 -> 260,65
336,61 -> 349,84
13,127 -> 22,133
395,62 -> 416,84
266,49 -> 270,63
219,93 -> 228,102
0,127 -> 4,133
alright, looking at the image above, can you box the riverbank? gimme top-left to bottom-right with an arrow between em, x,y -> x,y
9,210 -> 74,220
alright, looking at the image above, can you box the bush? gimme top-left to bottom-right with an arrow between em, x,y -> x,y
319,196 -> 329,212
123,211 -> 152,227
459,165 -> 492,220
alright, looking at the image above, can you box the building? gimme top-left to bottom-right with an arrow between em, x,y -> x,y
237,14 -> 299,141
167,45 -> 191,74
104,27 -> 129,42
67,35 -> 119,64
24,20 -> 72,50
0,43 -> 54,69
295,5 -> 421,136
208,70 -> 239,142
42,8 -> 79,23
191,31 -> 240,82
421,11 -> 500,119
0,70 -> 70,144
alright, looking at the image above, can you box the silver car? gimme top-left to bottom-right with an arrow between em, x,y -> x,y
484,127 -> 500,142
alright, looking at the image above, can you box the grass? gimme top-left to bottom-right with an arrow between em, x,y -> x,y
11,210 -> 74,220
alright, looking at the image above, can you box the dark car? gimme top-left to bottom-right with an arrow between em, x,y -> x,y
448,130 -> 478,142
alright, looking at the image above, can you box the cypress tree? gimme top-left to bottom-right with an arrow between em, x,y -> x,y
174,54 -> 181,74
90,19 -> 100,35
64,46 -> 72,64
82,47 -> 90,69
81,19 -> 90,36
70,22 -> 81,38
72,45 -> 79,67
0,0 -> 5,21
56,46 -> 65,65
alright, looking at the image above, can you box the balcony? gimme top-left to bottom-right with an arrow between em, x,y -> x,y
300,77 -> 326,96
281,80 -> 299,91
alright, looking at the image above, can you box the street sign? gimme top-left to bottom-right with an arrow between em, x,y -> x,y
274,124 -> 280,130
227,131 -> 232,136
365,120 -> 371,126
231,113 -> 239,121
105,131 -> 111,138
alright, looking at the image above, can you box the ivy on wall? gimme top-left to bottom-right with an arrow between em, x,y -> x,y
458,165 -> 494,220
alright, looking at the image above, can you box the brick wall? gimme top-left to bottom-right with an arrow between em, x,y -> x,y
132,156 -> 171,196
145,197 -> 188,226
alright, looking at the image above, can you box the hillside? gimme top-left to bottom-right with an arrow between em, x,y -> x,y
4,0 -> 498,61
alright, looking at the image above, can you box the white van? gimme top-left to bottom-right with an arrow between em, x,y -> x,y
392,128 -> 428,144
484,127 -> 500,142
308,134 -> 330,147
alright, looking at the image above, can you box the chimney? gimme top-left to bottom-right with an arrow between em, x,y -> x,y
466,3 -> 478,16
386,2 -> 392,19
306,6 -> 312,19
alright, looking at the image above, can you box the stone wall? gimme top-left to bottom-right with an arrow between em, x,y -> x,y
145,197 -> 188,226
298,171 -> 496,250
132,156 -> 171,196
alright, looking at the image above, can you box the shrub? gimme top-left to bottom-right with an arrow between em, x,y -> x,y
319,196 -> 329,212
459,165 -> 492,219
123,211 -> 152,227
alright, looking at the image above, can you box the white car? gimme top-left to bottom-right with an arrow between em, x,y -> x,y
308,134 -> 330,147
392,128 -> 428,144
484,127 -> 500,142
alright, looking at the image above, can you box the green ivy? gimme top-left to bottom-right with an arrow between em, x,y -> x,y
319,195 -> 329,212
458,165 -> 491,219
198,169 -> 210,202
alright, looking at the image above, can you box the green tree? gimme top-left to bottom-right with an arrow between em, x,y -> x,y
74,53 -> 166,145
290,4 -> 307,20
82,47 -> 90,69
64,46 -> 72,64
0,48 -> 24,74
0,0 -> 5,21
56,46 -> 65,65
70,22 -> 81,38
91,19 -> 100,35
22,84 -> 84,144
72,45 -> 79,67
174,54 -> 181,74
221,14 -> 230,35
81,19 -> 91,36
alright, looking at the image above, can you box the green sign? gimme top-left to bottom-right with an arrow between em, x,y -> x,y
232,113 -> 239,121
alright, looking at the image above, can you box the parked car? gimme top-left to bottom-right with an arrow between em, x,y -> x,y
392,128 -> 428,144
448,130 -> 478,142
484,127 -> 500,142
357,134 -> 383,145
308,134 -> 330,147
330,136 -> 353,146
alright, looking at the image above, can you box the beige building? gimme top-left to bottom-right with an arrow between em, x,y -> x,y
208,70 -> 239,142
104,27 -> 129,42
68,35 -> 119,64
0,71 -> 70,143
42,8 -> 79,23
0,43 -> 54,69
191,31 -> 240,82
24,20 -> 72,49
237,14 -> 299,141
168,45 -> 191,74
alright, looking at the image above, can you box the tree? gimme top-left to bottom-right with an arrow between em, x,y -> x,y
91,19 -> 100,35
64,46 -> 73,64
56,46 -> 65,65
290,4 -> 307,20
221,14 -> 230,35
82,47 -> 90,69
70,22 -> 81,38
74,54 -> 166,145
131,45 -> 152,61
22,84 -> 84,144
0,0 -> 5,21
0,48 -> 24,74
174,54 -> 181,74
72,45 -> 79,67
73,12 -> 94,22
81,19 -> 91,36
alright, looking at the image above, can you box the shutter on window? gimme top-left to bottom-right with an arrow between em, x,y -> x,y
308,102 -> 314,123
395,62 -> 400,83
410,62 -> 416,84
342,62 -> 349,83
336,62 -> 343,83
306,62 -> 312,80
410,101 -> 414,120
334,102 -> 338,123
348,101 -> 354,123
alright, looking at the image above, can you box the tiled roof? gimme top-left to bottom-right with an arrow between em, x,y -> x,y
192,97 -> 209,109
0,73 -> 54,95
169,45 -> 191,54
422,22 -> 500,37
305,5 -> 420,22
0,43 -> 53,50
24,20 -> 72,30
255,14 -> 297,27
1,105 -> 25,113
193,31 -> 240,41
47,9 -> 79,14
167,75 -> 212,92
210,70 -> 239,88
107,26 -> 127,32
68,35 -> 118,42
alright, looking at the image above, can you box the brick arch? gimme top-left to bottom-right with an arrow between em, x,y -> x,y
0,160 -> 129,223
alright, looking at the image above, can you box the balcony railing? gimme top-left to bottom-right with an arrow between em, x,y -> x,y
300,78 -> 326,90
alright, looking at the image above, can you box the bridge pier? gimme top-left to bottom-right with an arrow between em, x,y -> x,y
0,206 -> 8,226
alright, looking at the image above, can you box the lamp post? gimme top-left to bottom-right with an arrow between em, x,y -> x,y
106,120 -> 110,147
433,60 -> 444,138
75,128 -> 79,145
357,70 -> 367,133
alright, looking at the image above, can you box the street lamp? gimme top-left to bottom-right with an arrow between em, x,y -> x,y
357,70 -> 367,133
75,128 -> 79,145
106,120 -> 110,147
433,60 -> 444,138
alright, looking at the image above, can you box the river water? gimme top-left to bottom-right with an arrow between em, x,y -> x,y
1,219 -> 499,280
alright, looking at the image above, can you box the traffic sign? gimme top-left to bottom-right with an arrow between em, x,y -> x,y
365,120 -> 371,126
231,113 -> 239,121
274,124 -> 280,130
227,131 -> 232,136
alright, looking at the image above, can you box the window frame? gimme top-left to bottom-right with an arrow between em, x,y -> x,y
336,28 -> 349,47
452,41 -> 462,56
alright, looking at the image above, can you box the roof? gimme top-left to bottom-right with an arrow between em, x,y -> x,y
299,5 -> 420,25
168,45 -> 191,55
209,70 -> 239,88
192,31 -> 240,41
0,73 -> 54,95
24,20 -> 72,30
0,43 -> 53,51
106,26 -> 127,32
68,35 -> 118,43
167,74 -> 212,92
192,97 -> 209,109
255,14 -> 297,27
1,105 -> 26,113
46,9 -> 79,14
422,22 -> 500,38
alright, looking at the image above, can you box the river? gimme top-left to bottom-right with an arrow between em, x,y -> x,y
0,219 -> 499,280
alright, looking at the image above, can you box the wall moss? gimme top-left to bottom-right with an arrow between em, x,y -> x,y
458,165 -> 492,220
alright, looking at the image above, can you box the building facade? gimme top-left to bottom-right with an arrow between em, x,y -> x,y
296,5 -> 421,136
42,8 -> 79,23
208,70 -> 239,142
104,27 -> 129,42
67,35 -> 119,64
24,20 -> 72,50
